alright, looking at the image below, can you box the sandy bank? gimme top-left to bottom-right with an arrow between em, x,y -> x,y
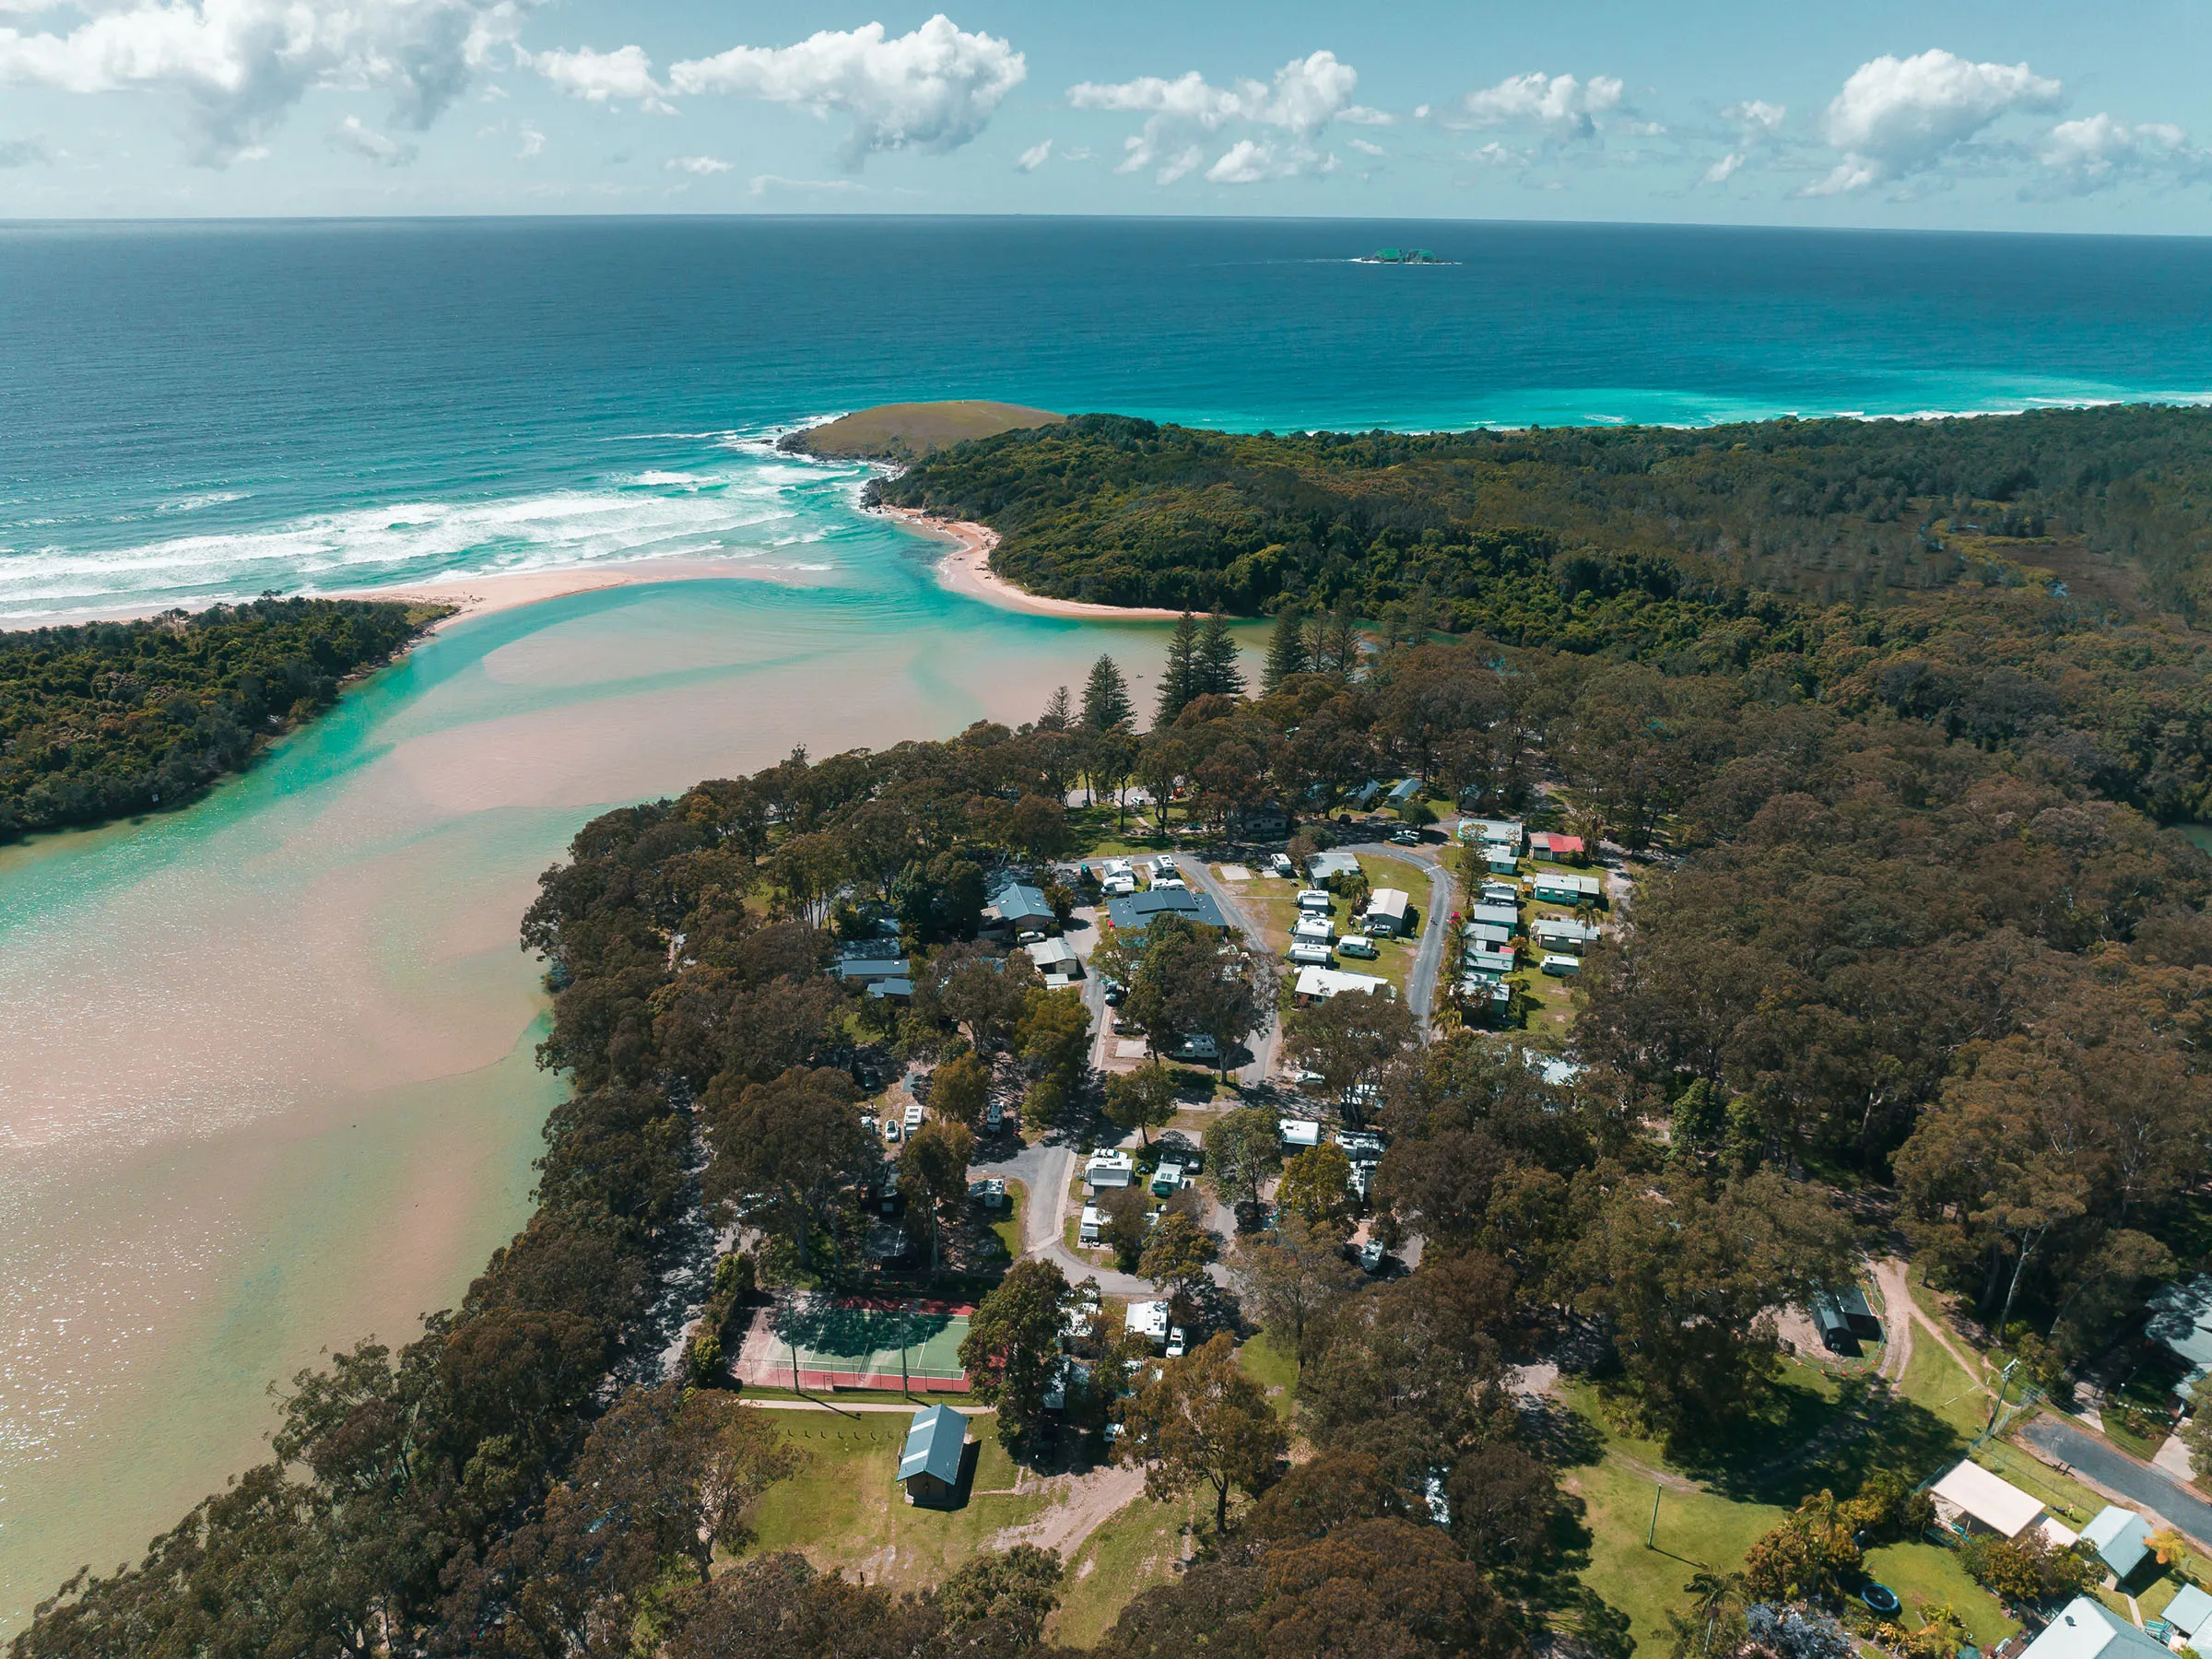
360,556 -> 823,633
877,506 -> 1189,622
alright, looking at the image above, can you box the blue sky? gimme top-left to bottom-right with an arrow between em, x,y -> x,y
1,0 -> 2207,227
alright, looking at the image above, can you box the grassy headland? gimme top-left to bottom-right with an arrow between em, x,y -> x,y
782,400 -> 1065,464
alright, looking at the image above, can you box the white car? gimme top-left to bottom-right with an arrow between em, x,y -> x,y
1165,1326 -> 1187,1358
883,1119 -> 901,1144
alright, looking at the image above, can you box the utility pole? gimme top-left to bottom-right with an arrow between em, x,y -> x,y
1649,1477 -> 1664,1548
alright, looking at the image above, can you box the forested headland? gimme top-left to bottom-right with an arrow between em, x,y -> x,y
0,596 -> 448,841
18,512 -> 2212,1658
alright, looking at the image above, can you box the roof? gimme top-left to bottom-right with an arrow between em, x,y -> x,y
1468,903 -> 1518,927
1367,888 -> 1410,920
1125,1300 -> 1171,1337
2018,1598 -> 2173,1659
838,957 -> 911,981
1931,1461 -> 2044,1537
1532,832 -> 1585,853
1387,778 -> 1421,802
2146,1274 -> 2212,1398
988,880 -> 1054,922
1467,923 -> 1513,944
1533,872 -> 1605,897
2162,1583 -> 2212,1636
865,978 -> 914,999
1104,889 -> 1228,933
2081,1505 -> 2155,1577
1025,937 -> 1079,970
899,1404 -> 967,1486
1307,850 -> 1363,882
1293,965 -> 1392,1001
1533,917 -> 1601,941
1278,1117 -> 1322,1147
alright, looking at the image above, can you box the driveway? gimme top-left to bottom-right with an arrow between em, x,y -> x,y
2017,1414 -> 2212,1551
1182,853 -> 1283,1087
1336,840 -> 1455,1030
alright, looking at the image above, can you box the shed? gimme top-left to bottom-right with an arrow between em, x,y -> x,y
898,1403 -> 969,1505
2080,1505 -> 2156,1579
1930,1460 -> 2045,1539
1832,1283 -> 1881,1338
2015,1598 -> 2172,1659
1364,888 -> 1411,936
1808,1294 -> 1857,1353
2162,1583 -> 2212,1640
1307,850 -> 1364,886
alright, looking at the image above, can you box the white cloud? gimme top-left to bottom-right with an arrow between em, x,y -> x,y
2037,112 -> 2207,196
328,113 -> 416,166
1070,49 -> 1371,184
1347,136 -> 1384,158
0,0 -> 523,165
670,15 -> 1023,168
1808,49 -> 2060,194
516,123 -> 543,158
1459,71 -> 1624,139
1724,99 -> 1785,133
1463,140 -> 1529,168
1703,151 -> 1743,184
1016,136 -> 1051,171
529,44 -> 669,111
747,171 -> 870,196
665,153 -> 732,174
0,135 -> 48,165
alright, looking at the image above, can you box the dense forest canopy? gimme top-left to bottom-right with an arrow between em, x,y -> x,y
0,596 -> 446,841
873,405 -> 2212,625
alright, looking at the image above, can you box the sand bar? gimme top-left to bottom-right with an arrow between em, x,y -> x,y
877,505 -> 1189,621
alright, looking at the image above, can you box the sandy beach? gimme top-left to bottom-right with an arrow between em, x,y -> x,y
359,556 -> 828,632
877,505 -> 1191,621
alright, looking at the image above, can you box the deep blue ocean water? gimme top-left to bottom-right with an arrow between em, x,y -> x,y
4,215 -> 2212,619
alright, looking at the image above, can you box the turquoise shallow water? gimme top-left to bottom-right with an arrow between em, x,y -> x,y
5,215 -> 2212,1624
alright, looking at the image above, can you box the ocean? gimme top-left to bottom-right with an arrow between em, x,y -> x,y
3,216 -> 2211,1625
6,216 -> 2212,618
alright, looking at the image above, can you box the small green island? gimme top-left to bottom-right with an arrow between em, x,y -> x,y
780,399 -> 1065,465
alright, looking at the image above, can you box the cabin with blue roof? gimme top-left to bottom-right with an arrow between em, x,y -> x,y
898,1403 -> 969,1506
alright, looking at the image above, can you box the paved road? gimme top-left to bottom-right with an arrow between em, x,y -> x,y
2018,1415 -> 2212,1551
1337,839 -> 1455,1030
1181,853 -> 1283,1087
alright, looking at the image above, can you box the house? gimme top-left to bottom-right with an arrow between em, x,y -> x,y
898,1403 -> 969,1505
838,956 -> 912,984
2014,1598 -> 2172,1659
2161,1583 -> 2212,1644
1386,778 -> 1422,807
1465,922 -> 1514,948
1930,1460 -> 2045,1539
1104,888 -> 1229,935
1125,1299 -> 1172,1347
1292,965 -> 1392,1005
1307,850 -> 1364,887
2080,1505 -> 2156,1579
1349,780 -> 1385,809
1467,902 -> 1520,933
1530,831 -> 1586,865
1085,1150 -> 1135,1189
2146,1275 -> 2212,1404
1278,1118 -> 1323,1152
1024,936 -> 1083,985
1465,947 -> 1517,976
1479,880 -> 1521,905
1364,888 -> 1412,937
866,977 -> 914,1002
1532,917 -> 1602,953
1808,1293 -> 1859,1353
1458,818 -> 1524,852
1532,872 -> 1606,906
985,880 -> 1056,935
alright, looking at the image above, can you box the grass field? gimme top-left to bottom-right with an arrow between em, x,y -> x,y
747,1410 -> 1055,1588
1048,1489 -> 1198,1645
1236,1331 -> 1300,1420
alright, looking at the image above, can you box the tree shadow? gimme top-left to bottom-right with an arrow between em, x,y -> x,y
1671,1376 -> 1967,1508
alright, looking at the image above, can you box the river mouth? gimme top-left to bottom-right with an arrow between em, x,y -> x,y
0,559 -> 1189,1629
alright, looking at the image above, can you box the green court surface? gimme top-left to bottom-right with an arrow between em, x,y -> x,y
767,1297 -> 972,1388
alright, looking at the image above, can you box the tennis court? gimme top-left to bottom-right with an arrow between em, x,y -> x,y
737,1295 -> 973,1393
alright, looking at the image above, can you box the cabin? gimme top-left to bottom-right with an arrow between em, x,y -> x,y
1105,888 -> 1229,935
1386,778 -> 1422,808
898,1403 -> 969,1505
1539,954 -> 1581,977
1460,974 -> 1513,1018
1024,936 -> 1082,986
1229,802 -> 1292,837
1479,879 -> 1521,905
1529,831 -> 1586,865
1930,1460 -> 2045,1540
1467,902 -> 1519,933
2015,1598 -> 2172,1659
2080,1505 -> 2156,1578
837,956 -> 912,984
1531,872 -> 1605,906
984,879 -> 1055,936
1531,916 -> 1602,954
2162,1584 -> 2212,1645
1465,922 -> 1514,948
1465,947 -> 1517,976
1363,888 -> 1412,936
1348,781 -> 1384,810
1292,965 -> 1391,1005
1307,850 -> 1364,888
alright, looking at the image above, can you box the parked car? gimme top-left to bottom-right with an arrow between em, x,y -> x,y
1165,1326 -> 1187,1358
883,1119 -> 901,1144
1103,978 -> 1126,1006
1389,828 -> 1423,846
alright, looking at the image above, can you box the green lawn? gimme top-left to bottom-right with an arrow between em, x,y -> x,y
746,1410 -> 1055,1590
1861,1541 -> 2018,1645
1048,1488 -> 1199,1646
990,1179 -> 1029,1262
1235,1332 -> 1300,1421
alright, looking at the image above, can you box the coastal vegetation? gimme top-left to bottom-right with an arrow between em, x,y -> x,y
0,596 -> 447,841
